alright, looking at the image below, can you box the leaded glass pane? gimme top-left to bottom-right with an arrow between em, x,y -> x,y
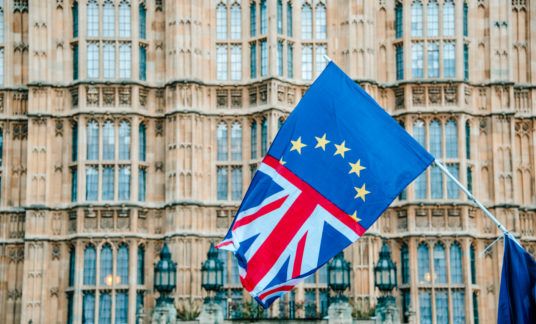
287,44 -> 293,78
396,45 -> 403,80
277,41 -> 284,76
100,245 -> 113,285
452,291 -> 466,323
86,166 -> 98,201
231,167 -> 242,200
260,0 -> 267,34
83,293 -> 96,324
117,245 -> 129,284
87,1 -> 98,37
301,4 -> 312,39
435,290 -> 449,324
137,245 -> 145,284
401,245 -> 409,284
119,1 -> 131,37
217,123 -> 228,161
217,45 -> 227,80
450,243 -> 463,283
429,120 -> 442,157
99,293 -> 111,324
119,121 -> 131,160
119,166 -> 131,200
427,1 -> 439,37
411,1 -> 423,37
250,3 -> 256,36
138,168 -> 146,201
277,1 -> 283,34
447,164 -> 459,199
444,41 -> 456,77
139,46 -> 147,81
87,42 -> 99,78
217,4 -> 227,40
428,42 -> 439,78
315,4 -> 326,40
230,45 -> 241,81
102,166 -> 114,200
261,40 -> 268,76
103,42 -> 115,79
231,123 -> 242,161
418,244 -> 430,283
287,2 -> 293,37
102,121 -> 115,160
261,119 -> 268,156
83,246 -> 96,285
230,4 -> 241,40
217,167 -> 228,200
433,244 -> 447,283
412,42 -> 424,78
443,1 -> 455,36
419,291 -> 432,324
395,3 -> 402,38
302,44 -> 313,80
445,120 -> 458,158
139,124 -> 146,161
119,43 -> 131,78
250,121 -> 257,159
103,1 -> 115,37
431,165 -> 443,199
139,4 -> 146,39
250,43 -> 257,78
315,44 -> 327,77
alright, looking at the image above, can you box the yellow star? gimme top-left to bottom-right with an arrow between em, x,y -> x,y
334,141 -> 350,158
354,184 -> 370,202
290,137 -> 307,154
314,133 -> 330,151
349,211 -> 361,222
280,157 -> 286,165
349,159 -> 366,177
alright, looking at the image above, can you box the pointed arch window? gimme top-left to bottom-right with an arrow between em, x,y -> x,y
231,122 -> 242,161
445,120 -> 458,158
119,1 -> 131,37
395,2 -> 402,38
411,1 -> 423,37
116,292 -> 128,324
230,3 -> 241,39
139,4 -> 147,39
217,123 -> 228,161
429,120 -> 442,158
72,2 -> 78,38
103,1 -> 115,37
137,245 -> 145,284
418,244 -> 430,283
427,42 -> 439,78
217,167 -> 228,200
138,168 -> 146,201
87,42 -> 99,78
231,167 -> 242,200
139,123 -> 146,161
260,0 -> 267,34
261,119 -> 268,156
119,121 -> 131,160
103,121 -> 115,160
102,166 -> 114,200
463,2 -> 468,37
119,43 -> 131,78
301,4 -> 312,39
287,2 -> 293,37
277,1 -> 283,34
100,245 -> 113,285
412,42 -> 424,78
87,0 -> 99,37
103,42 -> 116,79
86,166 -> 98,200
87,121 -> 99,159
450,243 -> 463,283
427,1 -> 439,37
68,248 -> 75,286
401,245 -> 409,284
431,165 -> 443,199
117,245 -> 129,284
139,45 -> 147,81
118,166 -> 130,200
250,3 -> 256,36
302,44 -> 313,80
433,244 -> 447,283
217,45 -> 227,80
444,41 -> 456,78
217,4 -> 227,40
435,290 -> 448,324
315,3 -> 326,40
443,0 -> 455,36
83,245 -> 96,285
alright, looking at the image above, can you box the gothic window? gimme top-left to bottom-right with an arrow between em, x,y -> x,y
217,123 -> 228,161
315,44 -> 327,77
119,121 -> 131,160
230,3 -> 241,40
412,42 -> 424,78
84,245 -> 97,285
73,45 -> 79,80
250,3 -> 256,36
260,0 -> 267,34
230,45 -> 242,80
401,245 -> 410,284
71,168 -> 78,202
464,44 -> 469,80
450,243 -> 463,283
417,243 -> 430,283
87,42 -> 99,78
72,123 -> 78,161
103,121 -> 115,160
443,41 -> 456,77
427,42 -> 439,78
84,293 -> 96,323
137,245 -> 145,284
217,45 -> 227,80
250,121 -> 257,159
302,44 -> 313,80
433,244 -> 447,283
278,41 -> 284,76
86,166 -> 98,200
117,244 -> 129,284
69,247 -> 76,286
250,43 -> 257,78
118,1 -> 131,37
287,43 -> 294,78
231,122 -> 242,161
431,165 -> 443,199
119,43 -> 131,78
139,123 -> 146,161
301,4 -> 312,39
100,245 -> 113,285
427,1 -> 438,37
103,42 -> 115,78
473,292 -> 479,324
452,291 -> 466,322
463,2 -> 468,37
260,40 -> 268,76
118,166 -> 131,200
435,290 -> 448,323
139,3 -> 146,39
72,1 -> 78,38
261,119 -> 268,156
138,168 -> 146,201
103,1 -> 115,37
67,293 -> 74,324
315,2 -> 326,40
139,46 -> 147,81
87,0 -> 99,37
470,245 -> 476,284
217,167 -> 228,200
102,166 -> 114,200
115,292 -> 128,324
411,1 -> 423,37
217,3 -> 227,40
99,292 -> 112,323
445,120 -> 458,158
396,45 -> 403,80
429,120 -> 442,157
447,164 -> 459,198
231,167 -> 242,200
395,2 -> 402,38
276,0 -> 283,34
443,0 -> 455,36
287,2 -> 293,37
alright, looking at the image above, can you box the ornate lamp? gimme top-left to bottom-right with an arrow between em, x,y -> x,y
374,242 -> 397,293
154,242 -> 177,306
327,252 -> 351,301
201,243 -> 224,302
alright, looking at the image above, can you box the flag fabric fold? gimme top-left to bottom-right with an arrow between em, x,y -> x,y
217,62 -> 434,307
498,234 -> 536,324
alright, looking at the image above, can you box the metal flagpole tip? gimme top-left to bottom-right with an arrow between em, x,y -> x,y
323,54 -> 332,63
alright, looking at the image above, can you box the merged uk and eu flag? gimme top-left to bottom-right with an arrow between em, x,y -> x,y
498,234 -> 536,324
217,62 -> 434,307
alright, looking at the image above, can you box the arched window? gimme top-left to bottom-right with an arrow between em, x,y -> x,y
102,166 -> 114,200
69,247 -> 76,286
103,121 -> 115,160
260,0 -> 267,34
230,3 -> 241,40
450,243 -> 463,283
72,1 -> 78,38
395,2 -> 402,38
84,293 -> 96,323
87,121 -> 99,158
401,245 -> 409,284
431,165 -> 443,199
427,0 -> 438,37
443,0 -> 455,36
315,3 -> 326,40
445,119 -> 458,158
87,0 -> 99,37
231,122 -> 242,161
103,1 -> 115,37
119,121 -> 131,160
470,244 -> 476,284
287,2 -> 293,37
429,120 -> 442,157
250,121 -> 257,159
139,4 -> 147,39
117,244 -> 129,284
99,292 -> 112,323
217,123 -> 228,161
433,244 -> 447,283
137,245 -> 145,284
83,245 -> 96,285
118,166 -> 131,200
261,119 -> 268,156
119,1 -> 131,37
100,245 -> 113,285
217,4 -> 227,40
411,1 -> 423,37
250,3 -> 256,36
86,166 -> 98,201
301,4 -> 312,39
414,120 -> 426,199
463,2 -> 468,37
139,123 -> 146,161
277,0 -> 283,34
417,243 -> 430,283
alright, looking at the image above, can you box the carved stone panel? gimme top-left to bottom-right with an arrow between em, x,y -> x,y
119,88 -> 131,106
139,88 -> 148,108
86,86 -> 99,106
428,87 -> 441,104
444,86 -> 457,105
217,89 -> 228,107
395,88 -> 404,109
249,87 -> 257,106
412,87 -> 425,105
231,90 -> 242,108
259,85 -> 267,104
103,87 -> 115,106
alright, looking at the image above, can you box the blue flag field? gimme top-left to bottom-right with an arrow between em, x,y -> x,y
217,62 -> 434,307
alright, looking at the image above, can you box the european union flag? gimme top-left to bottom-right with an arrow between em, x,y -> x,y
217,62 -> 433,307
498,234 -> 536,324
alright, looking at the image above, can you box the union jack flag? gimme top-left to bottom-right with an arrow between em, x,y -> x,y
217,62 -> 433,308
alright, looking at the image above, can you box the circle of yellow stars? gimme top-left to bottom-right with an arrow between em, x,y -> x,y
285,133 -> 370,223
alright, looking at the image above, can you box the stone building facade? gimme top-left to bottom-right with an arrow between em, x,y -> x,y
0,0 -> 534,323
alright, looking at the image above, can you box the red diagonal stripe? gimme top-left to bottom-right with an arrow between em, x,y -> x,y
259,285 -> 294,301
233,195 -> 288,231
292,231 -> 308,278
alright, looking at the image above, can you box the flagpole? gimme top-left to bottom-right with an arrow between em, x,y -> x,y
434,160 -> 510,235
